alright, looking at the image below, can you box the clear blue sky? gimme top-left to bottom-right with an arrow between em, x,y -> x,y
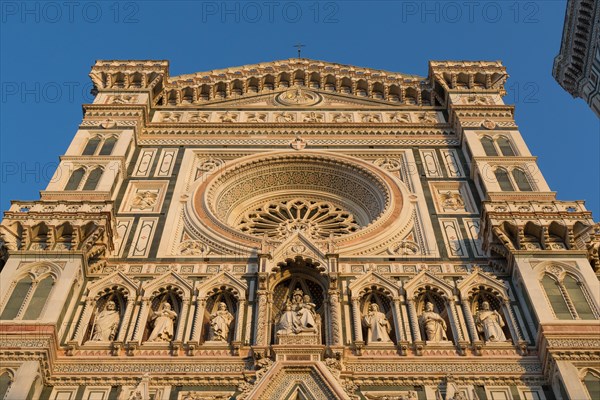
1,1 -> 599,217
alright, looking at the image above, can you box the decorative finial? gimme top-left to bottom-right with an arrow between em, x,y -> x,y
293,43 -> 306,58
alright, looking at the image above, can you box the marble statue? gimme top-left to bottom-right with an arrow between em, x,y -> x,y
276,289 -> 318,336
362,303 -> 392,343
475,301 -> 507,342
148,302 -> 177,342
208,302 -> 234,342
90,300 -> 120,341
419,301 -> 448,342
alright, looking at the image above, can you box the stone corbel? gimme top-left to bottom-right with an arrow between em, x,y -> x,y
111,341 -> 123,356
125,341 -> 138,356
171,340 -> 182,356
353,340 -> 364,356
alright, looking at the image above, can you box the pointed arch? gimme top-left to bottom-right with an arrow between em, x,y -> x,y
82,167 -> 103,191
495,168 -> 514,191
65,167 -> 86,190
512,168 -> 533,191
348,272 -> 399,299
98,136 -> 117,155
457,269 -> 509,301
197,272 -> 247,301
496,136 -> 516,156
82,135 -> 102,155
403,270 -> 454,301
481,136 -> 498,156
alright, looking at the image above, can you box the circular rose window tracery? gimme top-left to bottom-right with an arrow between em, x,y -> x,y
237,198 -> 360,240
189,152 -> 408,251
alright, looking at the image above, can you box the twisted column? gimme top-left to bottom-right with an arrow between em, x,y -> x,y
73,298 -> 94,342
350,297 -> 363,342
406,298 -> 421,342
502,299 -> 524,342
190,297 -> 206,343
255,290 -> 269,345
117,298 -> 135,342
131,297 -> 151,342
234,299 -> 246,343
329,290 -> 343,345
175,299 -> 190,342
392,297 -> 405,342
461,299 -> 478,342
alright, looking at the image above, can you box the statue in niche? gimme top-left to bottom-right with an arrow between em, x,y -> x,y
147,302 -> 177,342
276,289 -> 318,336
90,300 -> 120,341
362,303 -> 392,344
475,301 -> 507,342
208,302 -> 234,342
419,302 -> 448,342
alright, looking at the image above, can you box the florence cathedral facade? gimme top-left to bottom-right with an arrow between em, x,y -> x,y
0,58 -> 599,400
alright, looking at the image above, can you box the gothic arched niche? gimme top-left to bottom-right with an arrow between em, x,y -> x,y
360,290 -> 396,344
271,273 -> 325,345
416,291 -> 451,343
203,291 -> 237,343
471,290 -> 511,343
143,289 -> 182,343
84,289 -> 126,343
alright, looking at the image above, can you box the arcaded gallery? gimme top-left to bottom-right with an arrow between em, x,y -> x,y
0,59 -> 599,400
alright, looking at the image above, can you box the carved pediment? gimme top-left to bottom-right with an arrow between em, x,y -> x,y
348,272 -> 399,298
196,271 -> 247,300
270,232 -> 328,272
456,268 -> 508,300
87,271 -> 139,299
403,270 -> 454,300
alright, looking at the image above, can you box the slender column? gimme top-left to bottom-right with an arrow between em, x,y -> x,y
244,301 -> 253,345
190,297 -> 206,343
323,296 -> 332,345
254,290 -> 269,345
391,297 -> 405,342
449,301 -> 465,342
445,300 -> 463,342
328,289 -> 343,345
132,297 -> 151,342
73,298 -> 94,342
234,299 -> 246,343
461,299 -> 478,342
117,299 -> 135,342
350,297 -> 363,342
406,299 -> 421,342
175,299 -> 190,342
502,300 -> 524,343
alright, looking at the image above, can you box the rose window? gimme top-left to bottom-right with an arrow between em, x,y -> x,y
237,199 -> 359,240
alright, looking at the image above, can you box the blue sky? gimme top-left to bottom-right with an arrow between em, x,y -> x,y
1,1 -> 599,216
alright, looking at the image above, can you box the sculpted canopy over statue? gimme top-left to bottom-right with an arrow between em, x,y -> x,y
362,303 -> 392,344
475,301 -> 507,342
419,301 -> 448,342
276,289 -> 317,335
148,302 -> 178,342
90,300 -> 120,341
208,302 -> 234,342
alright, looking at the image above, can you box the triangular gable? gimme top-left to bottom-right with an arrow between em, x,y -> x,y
403,270 -> 454,300
197,271 -> 247,300
456,268 -> 508,300
142,270 -> 193,298
271,232 -> 327,272
348,272 -> 400,298
168,58 -> 421,84
86,271 -> 139,299
248,362 -> 351,400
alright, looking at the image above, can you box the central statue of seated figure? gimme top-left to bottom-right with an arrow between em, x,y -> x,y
276,289 -> 319,343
